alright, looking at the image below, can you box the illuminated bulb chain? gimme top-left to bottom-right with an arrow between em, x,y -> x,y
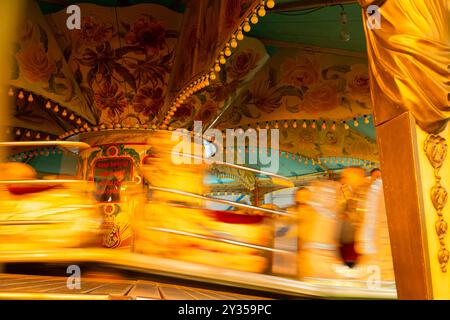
163,0 -> 276,127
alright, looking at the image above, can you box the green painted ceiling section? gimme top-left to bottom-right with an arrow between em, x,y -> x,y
248,3 -> 367,53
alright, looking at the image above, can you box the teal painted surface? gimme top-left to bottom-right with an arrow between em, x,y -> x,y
12,153 -> 78,176
248,4 -> 366,52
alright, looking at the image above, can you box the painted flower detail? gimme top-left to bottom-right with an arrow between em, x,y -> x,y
211,80 -> 239,102
250,79 -> 283,113
20,20 -> 34,42
73,16 -> 114,46
124,15 -> 167,57
324,131 -> 338,145
79,42 -> 116,83
16,43 -> 56,83
195,100 -> 218,124
280,55 -> 320,87
174,98 -> 196,120
298,128 -> 317,145
94,82 -> 127,117
301,81 -> 340,113
345,64 -> 370,103
132,86 -> 164,118
227,50 -> 260,80
126,55 -> 171,87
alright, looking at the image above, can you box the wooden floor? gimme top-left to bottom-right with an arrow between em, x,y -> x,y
0,273 -> 269,300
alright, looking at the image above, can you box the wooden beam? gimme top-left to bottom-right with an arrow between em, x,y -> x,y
376,112 -> 433,299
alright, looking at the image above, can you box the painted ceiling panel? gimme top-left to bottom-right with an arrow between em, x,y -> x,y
9,0 -> 96,124
46,3 -> 183,126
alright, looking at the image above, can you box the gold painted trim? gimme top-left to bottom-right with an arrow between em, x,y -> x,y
424,134 -> 449,272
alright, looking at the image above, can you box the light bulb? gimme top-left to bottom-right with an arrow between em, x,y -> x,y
266,0 -> 275,9
45,101 -> 51,109
340,29 -> 350,42
250,14 -> 258,24
8,88 -> 14,96
18,91 -> 24,99
243,19 -> 251,32
224,46 -> 232,57
237,29 -> 244,40
28,94 -> 33,102
293,120 -> 297,128
230,37 -> 238,48
258,6 -> 266,17
210,72 -> 216,80
219,55 -> 226,64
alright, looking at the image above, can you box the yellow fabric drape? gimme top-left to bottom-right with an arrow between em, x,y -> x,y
359,0 -> 450,133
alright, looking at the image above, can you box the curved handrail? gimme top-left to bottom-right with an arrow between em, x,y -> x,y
147,227 -> 293,254
147,185 -> 294,217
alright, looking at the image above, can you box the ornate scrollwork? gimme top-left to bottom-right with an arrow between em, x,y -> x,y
424,134 -> 449,272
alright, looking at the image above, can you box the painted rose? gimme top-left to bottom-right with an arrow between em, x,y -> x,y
227,50 -> 260,80
74,16 -> 114,46
16,43 -> 56,83
173,98 -> 196,120
324,131 -> 338,145
211,80 -> 239,102
124,15 -> 166,57
132,86 -> 164,118
345,64 -> 371,103
251,79 -> 283,113
298,128 -> 317,145
280,55 -> 320,87
194,100 -> 218,124
94,81 -> 127,117
301,81 -> 340,113
20,20 -> 34,42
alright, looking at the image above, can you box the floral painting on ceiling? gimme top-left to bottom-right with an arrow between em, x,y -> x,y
47,3 -> 182,127
217,47 -> 372,128
8,0 -> 95,126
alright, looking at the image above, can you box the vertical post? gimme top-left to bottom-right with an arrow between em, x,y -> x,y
376,112 -> 432,299
0,0 -> 25,160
